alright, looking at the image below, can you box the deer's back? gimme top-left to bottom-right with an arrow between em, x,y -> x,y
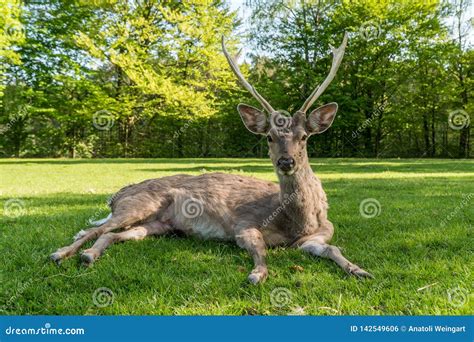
109,173 -> 285,241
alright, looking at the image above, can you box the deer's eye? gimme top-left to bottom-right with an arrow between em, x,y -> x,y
267,135 -> 273,143
301,134 -> 308,141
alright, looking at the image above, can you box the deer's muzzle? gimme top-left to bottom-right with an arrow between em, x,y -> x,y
277,157 -> 295,173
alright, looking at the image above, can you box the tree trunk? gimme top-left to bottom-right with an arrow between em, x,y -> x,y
431,105 -> 436,157
422,112 -> 431,157
455,0 -> 470,158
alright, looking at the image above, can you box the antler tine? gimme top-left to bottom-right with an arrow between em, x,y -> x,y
222,36 -> 276,114
299,32 -> 348,114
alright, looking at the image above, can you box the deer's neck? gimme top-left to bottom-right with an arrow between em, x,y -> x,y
277,161 -> 324,235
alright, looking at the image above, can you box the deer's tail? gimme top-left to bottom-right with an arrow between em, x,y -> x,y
89,213 -> 112,226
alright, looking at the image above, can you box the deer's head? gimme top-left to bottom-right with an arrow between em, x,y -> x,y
222,34 -> 347,176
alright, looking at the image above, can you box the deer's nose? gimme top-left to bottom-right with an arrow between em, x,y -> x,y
277,157 -> 295,171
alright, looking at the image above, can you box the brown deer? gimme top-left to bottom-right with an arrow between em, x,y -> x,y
50,33 -> 372,283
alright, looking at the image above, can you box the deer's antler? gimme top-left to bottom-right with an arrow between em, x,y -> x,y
298,32 -> 348,114
222,36 -> 276,114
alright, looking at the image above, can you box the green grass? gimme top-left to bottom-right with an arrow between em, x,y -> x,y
0,158 -> 473,315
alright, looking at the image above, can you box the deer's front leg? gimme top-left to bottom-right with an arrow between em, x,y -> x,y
236,228 -> 268,284
299,235 -> 373,279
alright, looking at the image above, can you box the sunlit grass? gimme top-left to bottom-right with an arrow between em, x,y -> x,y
0,158 -> 473,315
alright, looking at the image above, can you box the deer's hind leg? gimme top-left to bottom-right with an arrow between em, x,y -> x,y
50,215 -> 131,263
50,196 -> 167,264
80,220 -> 172,265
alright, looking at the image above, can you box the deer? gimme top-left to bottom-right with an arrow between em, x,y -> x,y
50,33 -> 372,283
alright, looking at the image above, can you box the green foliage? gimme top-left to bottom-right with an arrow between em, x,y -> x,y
0,0 -> 24,65
0,0 -> 472,158
246,0 -> 472,158
1,0 -> 245,157
0,0 -> 24,101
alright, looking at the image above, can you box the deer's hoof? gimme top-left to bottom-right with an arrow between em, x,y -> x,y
248,267 -> 268,284
80,251 -> 96,266
348,264 -> 374,279
50,252 -> 62,265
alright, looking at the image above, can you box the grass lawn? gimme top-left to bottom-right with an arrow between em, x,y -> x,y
0,158 -> 473,315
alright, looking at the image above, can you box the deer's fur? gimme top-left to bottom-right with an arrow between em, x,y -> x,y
50,33 -> 372,283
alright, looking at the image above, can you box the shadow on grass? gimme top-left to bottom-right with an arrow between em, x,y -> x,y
1,158 -> 472,175
0,158 -> 267,165
308,160 -> 473,174
134,164 -> 275,174
134,161 -> 474,174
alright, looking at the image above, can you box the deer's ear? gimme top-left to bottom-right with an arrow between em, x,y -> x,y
237,104 -> 268,135
306,103 -> 338,134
